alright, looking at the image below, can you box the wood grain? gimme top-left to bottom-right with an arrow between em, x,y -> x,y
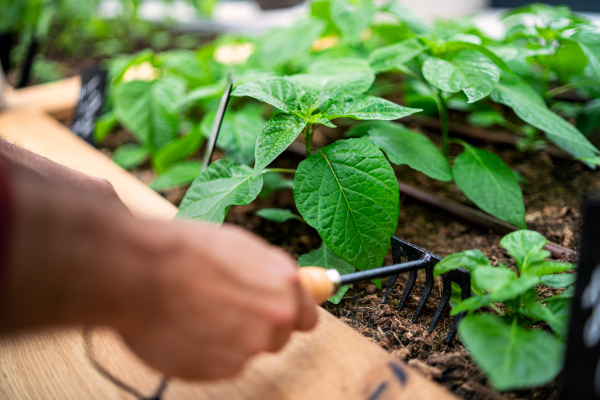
0,107 -> 457,400
3,77 -> 80,121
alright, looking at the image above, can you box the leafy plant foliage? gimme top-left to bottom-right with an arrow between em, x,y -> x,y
434,230 -> 576,391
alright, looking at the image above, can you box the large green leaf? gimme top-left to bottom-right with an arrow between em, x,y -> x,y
323,96 -> 421,121
369,38 -> 429,73
177,159 -> 263,224
491,79 -> 599,163
297,242 -> 356,304
232,77 -> 300,112
330,0 -> 376,44
113,77 -> 185,152
254,18 -> 325,66
423,50 -> 500,103
150,161 -> 202,191
294,139 -> 399,270
290,72 -> 375,106
453,144 -> 526,228
499,230 -> 549,272
356,121 -> 451,181
459,315 -> 563,391
254,113 -> 307,176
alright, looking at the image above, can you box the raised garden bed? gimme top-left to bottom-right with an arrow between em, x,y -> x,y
9,1 -> 600,399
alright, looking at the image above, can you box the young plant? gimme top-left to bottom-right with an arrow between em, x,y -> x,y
434,230 -> 576,391
177,71 -> 421,302
365,17 -> 599,227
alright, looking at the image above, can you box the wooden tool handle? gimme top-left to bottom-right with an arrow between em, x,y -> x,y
298,267 -> 337,304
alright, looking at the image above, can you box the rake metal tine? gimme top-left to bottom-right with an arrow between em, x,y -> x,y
412,266 -> 434,322
429,274 -> 451,333
381,273 -> 399,304
445,311 -> 465,343
397,270 -> 417,312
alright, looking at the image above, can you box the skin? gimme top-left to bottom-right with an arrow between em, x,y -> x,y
0,138 -> 318,381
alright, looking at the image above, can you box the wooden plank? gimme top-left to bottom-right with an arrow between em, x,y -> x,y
0,107 -> 457,400
3,77 -> 80,121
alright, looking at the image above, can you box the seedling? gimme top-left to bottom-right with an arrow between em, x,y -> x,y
434,230 -> 576,391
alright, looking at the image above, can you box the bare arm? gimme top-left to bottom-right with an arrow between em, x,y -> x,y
0,168 -> 318,380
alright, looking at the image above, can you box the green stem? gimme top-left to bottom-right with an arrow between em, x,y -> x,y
435,91 -> 450,158
548,79 -> 600,97
262,168 -> 297,175
304,124 -> 314,159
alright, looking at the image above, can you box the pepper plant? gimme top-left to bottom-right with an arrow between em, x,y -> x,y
434,230 -> 576,391
177,71 -> 421,301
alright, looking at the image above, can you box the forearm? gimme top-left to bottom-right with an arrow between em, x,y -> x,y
0,172 -> 164,332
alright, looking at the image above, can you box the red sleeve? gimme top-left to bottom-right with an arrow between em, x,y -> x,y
0,163 -> 13,287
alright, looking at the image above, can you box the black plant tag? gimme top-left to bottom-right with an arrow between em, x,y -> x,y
560,194 -> 600,399
71,66 -> 108,146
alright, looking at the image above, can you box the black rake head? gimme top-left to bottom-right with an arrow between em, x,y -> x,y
381,237 -> 471,343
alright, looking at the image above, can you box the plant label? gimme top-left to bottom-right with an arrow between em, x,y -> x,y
71,66 -> 108,146
560,195 -> 600,399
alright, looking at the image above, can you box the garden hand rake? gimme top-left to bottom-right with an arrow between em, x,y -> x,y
299,236 -> 471,343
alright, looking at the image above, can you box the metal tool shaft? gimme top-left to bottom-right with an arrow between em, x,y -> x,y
338,256 -> 433,286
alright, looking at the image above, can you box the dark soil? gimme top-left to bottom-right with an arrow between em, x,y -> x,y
96,117 -> 600,400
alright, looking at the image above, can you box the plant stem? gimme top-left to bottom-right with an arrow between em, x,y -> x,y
304,124 -> 314,158
262,168 -> 297,174
435,91 -> 450,158
548,79 -> 600,97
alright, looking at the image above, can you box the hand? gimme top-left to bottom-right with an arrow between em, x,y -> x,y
1,172 -> 317,381
116,222 -> 318,380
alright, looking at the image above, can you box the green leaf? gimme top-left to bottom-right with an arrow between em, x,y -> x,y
294,139 -> 399,271
254,114 -> 307,176
113,77 -> 185,152
434,249 -> 491,277
94,111 -> 118,144
232,77 -> 300,112
176,83 -> 224,110
423,51 -> 500,103
528,261 -> 575,277
260,172 -> 294,198
150,161 -> 202,191
256,208 -> 303,223
219,110 -> 265,166
358,121 -> 451,181
491,79 -> 599,163
541,273 -> 577,288
308,114 -> 336,128
255,18 -> 325,66
473,265 -> 517,292
154,125 -> 204,174
500,230 -> 549,272
297,242 -> 356,304
459,315 -> 563,391
452,275 -> 540,314
368,38 -> 429,73
467,110 -> 506,128
291,72 -> 375,105
453,144 -> 526,228
323,96 -> 421,121
385,2 -> 429,34
112,144 -> 149,170
553,39 -> 588,82
444,41 -> 514,74
177,159 -> 263,224
330,0 -> 376,44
